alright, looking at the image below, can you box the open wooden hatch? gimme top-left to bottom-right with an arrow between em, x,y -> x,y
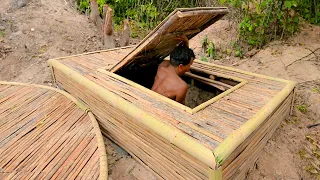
0,82 -> 107,180
48,7 -> 296,180
103,7 -> 240,114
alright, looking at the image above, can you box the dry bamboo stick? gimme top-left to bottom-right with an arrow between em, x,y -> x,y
192,64 -> 286,87
195,60 -> 294,84
191,80 -> 247,113
186,72 -> 233,89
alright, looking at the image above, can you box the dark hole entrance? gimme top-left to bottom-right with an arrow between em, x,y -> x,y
116,61 -> 239,109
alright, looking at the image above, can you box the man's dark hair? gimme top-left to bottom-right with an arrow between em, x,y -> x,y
170,46 -> 195,67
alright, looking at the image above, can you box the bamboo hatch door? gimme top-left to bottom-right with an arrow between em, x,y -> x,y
109,7 -> 229,73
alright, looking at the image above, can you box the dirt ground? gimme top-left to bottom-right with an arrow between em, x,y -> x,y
1,1 -> 319,179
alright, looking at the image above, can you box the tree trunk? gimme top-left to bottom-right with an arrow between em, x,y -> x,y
89,0 -> 99,25
102,5 -> 115,48
120,19 -> 130,47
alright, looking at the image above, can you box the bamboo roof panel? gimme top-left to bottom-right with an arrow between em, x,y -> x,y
0,82 -> 107,180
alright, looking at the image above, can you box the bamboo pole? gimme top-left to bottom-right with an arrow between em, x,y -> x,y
185,72 -> 233,89
195,60 -> 294,84
209,167 -> 222,180
191,81 -> 247,113
49,59 -> 217,169
88,112 -> 108,180
190,66 -> 246,83
213,81 -> 296,165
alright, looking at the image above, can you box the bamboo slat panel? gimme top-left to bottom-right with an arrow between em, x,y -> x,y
0,82 -> 107,180
49,54 -> 296,179
110,7 -> 229,73
58,47 -> 135,75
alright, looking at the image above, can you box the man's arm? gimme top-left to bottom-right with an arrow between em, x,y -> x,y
175,84 -> 188,105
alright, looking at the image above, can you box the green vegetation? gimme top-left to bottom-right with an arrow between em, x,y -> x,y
200,54 -> 208,62
76,0 -> 319,51
311,87 -> 320,93
201,36 -> 220,60
220,0 -> 319,51
297,104 -> 307,113
1,31 -> 5,38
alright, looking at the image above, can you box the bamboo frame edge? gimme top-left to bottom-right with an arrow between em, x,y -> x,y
209,167 -> 222,180
88,112 -> 108,180
48,45 -> 135,62
213,81 -> 296,165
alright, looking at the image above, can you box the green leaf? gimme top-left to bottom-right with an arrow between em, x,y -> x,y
284,1 -> 292,8
291,1 -> 297,7
248,39 -> 256,45
220,0 -> 226,4
260,1 -> 267,7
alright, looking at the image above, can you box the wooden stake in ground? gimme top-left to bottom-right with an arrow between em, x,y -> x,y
102,5 -> 115,49
89,0 -> 99,25
120,19 -> 130,47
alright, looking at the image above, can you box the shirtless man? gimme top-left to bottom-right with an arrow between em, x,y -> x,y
151,45 -> 195,104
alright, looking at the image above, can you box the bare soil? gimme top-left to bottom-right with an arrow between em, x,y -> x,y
1,1 -> 319,179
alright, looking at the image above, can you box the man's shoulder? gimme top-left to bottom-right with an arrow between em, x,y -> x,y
174,77 -> 188,91
159,61 -> 170,68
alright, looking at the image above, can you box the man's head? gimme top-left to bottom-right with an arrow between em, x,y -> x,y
170,46 -> 195,75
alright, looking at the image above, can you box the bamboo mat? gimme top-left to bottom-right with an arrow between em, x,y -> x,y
0,82 -> 107,180
110,7 -> 229,73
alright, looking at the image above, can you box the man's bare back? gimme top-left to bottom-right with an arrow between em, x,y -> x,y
151,61 -> 188,104
151,46 -> 195,104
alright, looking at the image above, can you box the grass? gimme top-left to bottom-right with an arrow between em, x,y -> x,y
1,31 -> 5,38
298,149 -> 307,159
297,104 -> 307,113
311,87 -> 320,93
305,164 -> 319,174
199,54 -> 208,62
